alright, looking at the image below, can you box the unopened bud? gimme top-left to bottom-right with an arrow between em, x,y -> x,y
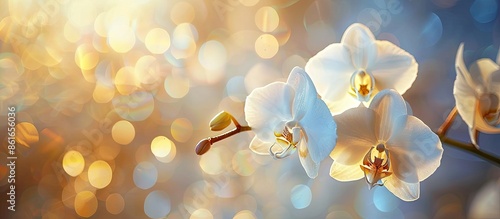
209,111 -> 232,131
195,138 -> 212,155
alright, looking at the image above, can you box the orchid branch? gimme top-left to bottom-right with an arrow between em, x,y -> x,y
436,107 -> 500,167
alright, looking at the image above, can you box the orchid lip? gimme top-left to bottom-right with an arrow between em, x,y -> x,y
360,144 -> 392,188
270,126 -> 300,159
349,69 -> 375,102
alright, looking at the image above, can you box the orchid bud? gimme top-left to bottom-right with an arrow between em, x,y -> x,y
195,138 -> 212,155
209,111 -> 232,131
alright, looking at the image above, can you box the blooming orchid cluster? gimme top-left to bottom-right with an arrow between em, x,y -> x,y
197,23 -> 499,202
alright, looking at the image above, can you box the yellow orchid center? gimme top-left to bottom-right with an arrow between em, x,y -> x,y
349,70 -> 375,102
270,125 -> 301,159
360,143 -> 392,189
478,93 -> 500,126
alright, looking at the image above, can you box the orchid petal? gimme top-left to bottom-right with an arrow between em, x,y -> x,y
469,127 -> 479,147
299,98 -> 337,163
369,89 -> 408,141
341,23 -> 377,69
298,138 -> 319,179
384,175 -> 420,201
387,116 -> 443,183
287,67 -> 318,121
368,41 -> 418,95
405,101 -> 413,116
331,106 -> 377,165
305,43 -> 357,114
455,43 -> 482,91
454,68 -> 476,128
249,137 -> 273,155
245,82 -> 294,142
329,161 -> 364,182
473,99 -> 500,133
470,59 -> 500,88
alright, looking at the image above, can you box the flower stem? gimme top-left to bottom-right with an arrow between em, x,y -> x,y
438,134 -> 500,167
437,107 -> 457,137
436,107 -> 499,167
209,125 -> 251,144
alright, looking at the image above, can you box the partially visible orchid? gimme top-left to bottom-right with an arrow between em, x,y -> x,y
244,67 -> 337,178
329,89 -> 443,201
305,23 -> 418,115
454,43 -> 500,146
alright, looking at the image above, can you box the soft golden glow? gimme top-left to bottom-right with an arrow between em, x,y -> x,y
255,34 -> 279,59
63,150 -> 85,177
111,120 -> 135,145
74,191 -> 98,218
88,160 -> 113,189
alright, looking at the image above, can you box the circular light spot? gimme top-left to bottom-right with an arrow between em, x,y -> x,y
290,184 -> 312,209
255,7 -> 279,32
239,0 -> 259,7
255,34 -> 279,59
191,209 -> 213,219
170,2 -> 196,24
63,150 -> 85,177
164,74 -> 190,99
74,191 -> 97,218
108,25 -> 136,53
15,122 -> 39,147
198,40 -> 227,71
145,28 -> 171,54
112,91 -> 155,121
114,66 -> 139,95
151,136 -> 173,158
0,53 -> 24,81
232,150 -> 256,176
373,187 -> 400,212
135,55 -> 161,86
171,23 -> 198,59
133,162 -> 158,190
111,120 -> 135,145
199,148 -> 224,175
93,82 -> 115,103
170,118 -> 193,143
233,210 -> 257,219
470,0 -> 498,23
106,193 -> 125,215
419,13 -> 443,47
144,191 -> 171,218
75,44 -> 99,71
226,76 -> 247,102
88,160 -> 112,189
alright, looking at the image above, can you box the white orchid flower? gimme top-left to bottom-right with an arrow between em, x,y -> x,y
454,43 -> 500,146
329,89 -> 443,201
305,23 -> 418,115
245,67 -> 337,178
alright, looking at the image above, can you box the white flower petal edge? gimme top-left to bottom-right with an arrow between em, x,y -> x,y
454,43 -> 500,146
330,89 -> 442,201
305,23 -> 418,116
245,67 -> 337,178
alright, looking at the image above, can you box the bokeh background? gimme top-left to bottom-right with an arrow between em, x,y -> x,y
1,0 -> 500,218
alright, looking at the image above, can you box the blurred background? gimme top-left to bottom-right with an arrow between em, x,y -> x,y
1,0 -> 500,218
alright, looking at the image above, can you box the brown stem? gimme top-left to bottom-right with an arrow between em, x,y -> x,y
438,134 -> 500,167
209,125 -> 251,144
437,107 -> 458,137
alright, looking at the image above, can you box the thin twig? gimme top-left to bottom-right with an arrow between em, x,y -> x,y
437,107 -> 457,137
437,133 -> 500,167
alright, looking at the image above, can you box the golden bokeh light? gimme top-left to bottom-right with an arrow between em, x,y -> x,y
111,120 -> 135,145
164,74 -> 190,99
233,210 -> 257,219
255,6 -> 280,32
151,135 -> 173,158
190,208 -> 214,219
145,28 -> 171,54
93,82 -> 116,103
198,40 -> 227,71
114,66 -> 139,95
232,150 -> 256,176
255,34 -> 279,59
15,122 -> 39,147
170,1 -> 196,25
105,193 -> 125,215
239,0 -> 260,7
75,44 -> 99,71
108,24 -> 136,53
74,191 -> 98,218
63,150 -> 85,177
170,117 -> 193,143
88,160 -> 113,189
